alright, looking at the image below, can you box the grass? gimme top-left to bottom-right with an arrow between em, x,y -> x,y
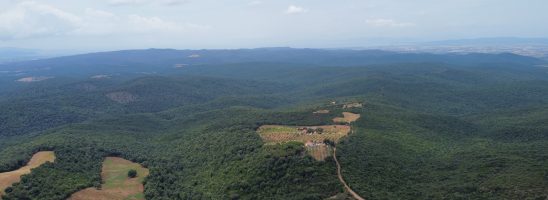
69,157 -> 149,200
0,151 -> 55,197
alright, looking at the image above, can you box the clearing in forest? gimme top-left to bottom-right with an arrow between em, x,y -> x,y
342,102 -> 363,109
257,125 -> 351,145
306,143 -> 333,161
258,125 -> 349,161
333,112 -> 361,123
313,110 -> 330,114
69,157 -> 149,200
16,76 -> 53,82
0,151 -> 55,197
106,91 -> 137,104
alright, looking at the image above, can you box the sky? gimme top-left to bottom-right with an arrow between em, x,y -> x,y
0,0 -> 547,51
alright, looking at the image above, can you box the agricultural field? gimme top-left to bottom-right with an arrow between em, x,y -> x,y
69,157 -> 149,200
257,125 -> 351,144
0,151 -> 55,197
333,112 -> 361,124
306,144 -> 333,161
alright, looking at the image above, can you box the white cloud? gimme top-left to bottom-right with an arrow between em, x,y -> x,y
285,5 -> 308,14
0,1 -> 207,40
108,0 -> 147,6
75,9 -> 209,35
161,0 -> 189,6
248,1 -> 262,6
365,19 -> 415,28
107,0 -> 188,6
0,1 -> 82,39
127,14 -> 185,32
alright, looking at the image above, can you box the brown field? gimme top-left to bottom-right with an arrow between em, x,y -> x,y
306,144 -> 332,161
333,112 -> 361,123
69,157 -> 149,200
0,151 -> 55,197
257,125 -> 350,144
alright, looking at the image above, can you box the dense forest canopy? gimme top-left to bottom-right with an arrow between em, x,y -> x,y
0,49 -> 547,199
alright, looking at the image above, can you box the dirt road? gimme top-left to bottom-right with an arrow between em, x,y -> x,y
333,147 -> 365,200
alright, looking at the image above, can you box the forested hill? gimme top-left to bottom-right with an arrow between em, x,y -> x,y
0,49 -> 547,199
0,48 -> 543,77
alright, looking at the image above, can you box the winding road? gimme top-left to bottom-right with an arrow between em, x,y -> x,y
333,147 -> 365,200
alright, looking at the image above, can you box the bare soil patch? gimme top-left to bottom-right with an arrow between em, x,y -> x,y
333,112 -> 361,123
91,75 -> 111,79
69,157 -> 149,200
173,64 -> 188,68
343,103 -> 363,109
313,110 -> 330,114
0,151 -> 55,196
305,143 -> 332,161
16,76 -> 52,82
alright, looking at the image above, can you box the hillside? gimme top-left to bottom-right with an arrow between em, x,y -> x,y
0,49 -> 547,199
0,48 -> 542,78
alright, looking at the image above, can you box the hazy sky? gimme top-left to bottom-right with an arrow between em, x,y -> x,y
0,0 -> 547,50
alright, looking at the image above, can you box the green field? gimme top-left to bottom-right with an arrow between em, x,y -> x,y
69,157 -> 149,200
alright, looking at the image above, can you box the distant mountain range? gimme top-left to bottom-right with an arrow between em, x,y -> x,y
368,38 -> 548,59
0,48 -> 42,64
0,48 -> 543,79
0,48 -> 83,64
2,37 -> 548,64
423,37 -> 548,46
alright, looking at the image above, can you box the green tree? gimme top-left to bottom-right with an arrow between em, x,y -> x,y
128,169 -> 137,178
